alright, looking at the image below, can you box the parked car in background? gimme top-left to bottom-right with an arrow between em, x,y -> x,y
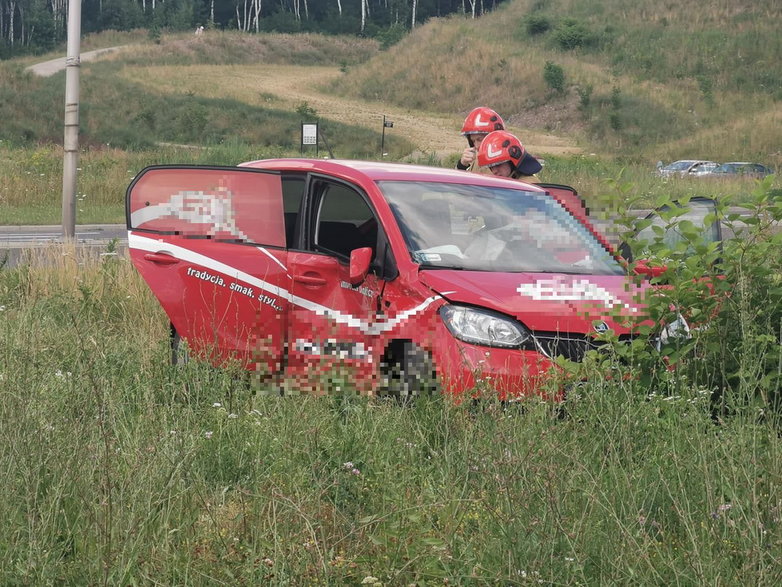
705,162 -> 774,179
657,159 -> 719,178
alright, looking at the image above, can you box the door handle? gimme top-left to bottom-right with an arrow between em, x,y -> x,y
144,253 -> 179,265
293,273 -> 327,286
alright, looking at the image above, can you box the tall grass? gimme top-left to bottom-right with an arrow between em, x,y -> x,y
1,244 -> 780,583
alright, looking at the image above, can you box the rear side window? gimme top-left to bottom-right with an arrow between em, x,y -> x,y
127,166 -> 286,247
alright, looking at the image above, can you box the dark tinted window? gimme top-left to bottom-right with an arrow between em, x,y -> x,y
313,182 -> 378,260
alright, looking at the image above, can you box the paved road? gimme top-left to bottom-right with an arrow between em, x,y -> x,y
0,224 -> 127,267
25,46 -> 125,77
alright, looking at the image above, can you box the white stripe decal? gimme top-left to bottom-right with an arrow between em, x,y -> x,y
257,245 -> 288,272
129,233 -> 440,335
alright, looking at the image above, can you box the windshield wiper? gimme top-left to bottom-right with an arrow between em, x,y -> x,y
417,263 -> 467,270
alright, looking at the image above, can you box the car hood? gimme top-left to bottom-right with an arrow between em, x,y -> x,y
419,270 -> 647,334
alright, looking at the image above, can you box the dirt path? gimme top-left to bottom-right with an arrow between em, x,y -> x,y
26,46 -> 125,77
122,63 -> 582,158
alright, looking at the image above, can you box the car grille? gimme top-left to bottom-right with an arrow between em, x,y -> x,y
534,332 -> 634,363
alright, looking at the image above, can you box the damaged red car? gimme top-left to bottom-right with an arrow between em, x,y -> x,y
126,159 -> 647,398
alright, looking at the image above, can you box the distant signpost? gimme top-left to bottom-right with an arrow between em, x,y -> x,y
301,122 -> 318,156
381,115 -> 394,156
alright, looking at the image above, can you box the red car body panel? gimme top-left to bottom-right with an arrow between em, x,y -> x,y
126,159 -> 646,397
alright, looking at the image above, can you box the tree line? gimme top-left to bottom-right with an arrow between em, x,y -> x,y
0,0 -> 506,58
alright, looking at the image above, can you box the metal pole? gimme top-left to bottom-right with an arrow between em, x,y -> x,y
61,0 -> 82,239
381,115 -> 386,156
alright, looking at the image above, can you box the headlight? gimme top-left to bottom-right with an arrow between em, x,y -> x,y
440,305 -> 533,348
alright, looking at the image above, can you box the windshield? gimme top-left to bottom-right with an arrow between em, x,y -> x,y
663,161 -> 695,172
379,181 -> 623,275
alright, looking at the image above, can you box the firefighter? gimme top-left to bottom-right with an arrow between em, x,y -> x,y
456,107 -> 506,173
476,130 -> 542,183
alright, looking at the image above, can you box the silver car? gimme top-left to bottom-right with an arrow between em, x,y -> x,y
657,159 -> 718,178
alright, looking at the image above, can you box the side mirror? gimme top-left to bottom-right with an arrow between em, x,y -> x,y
349,247 -> 373,285
633,259 -> 668,278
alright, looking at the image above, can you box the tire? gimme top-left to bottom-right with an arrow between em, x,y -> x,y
379,341 -> 438,402
170,326 -> 190,366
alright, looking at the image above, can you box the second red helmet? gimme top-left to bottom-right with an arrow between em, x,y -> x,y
477,130 -> 525,167
477,130 -> 543,176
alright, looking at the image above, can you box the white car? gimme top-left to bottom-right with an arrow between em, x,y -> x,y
657,159 -> 718,178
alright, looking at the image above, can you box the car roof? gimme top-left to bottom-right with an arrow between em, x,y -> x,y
239,158 -> 547,191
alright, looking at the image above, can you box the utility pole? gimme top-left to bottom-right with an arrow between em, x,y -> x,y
61,0 -> 82,239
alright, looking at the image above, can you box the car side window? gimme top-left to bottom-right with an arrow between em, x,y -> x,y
312,182 -> 378,260
282,175 -> 305,248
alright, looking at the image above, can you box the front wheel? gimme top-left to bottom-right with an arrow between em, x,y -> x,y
378,341 -> 439,402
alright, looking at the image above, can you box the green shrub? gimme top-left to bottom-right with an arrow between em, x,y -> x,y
697,74 -> 715,105
553,19 -> 596,50
576,83 -> 593,109
295,101 -> 318,120
525,14 -> 552,36
147,25 -> 160,45
376,23 -> 408,49
543,61 -> 566,93
592,180 -> 782,415
610,86 -> 622,110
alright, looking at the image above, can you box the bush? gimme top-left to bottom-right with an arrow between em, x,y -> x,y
295,101 -> 318,120
553,19 -> 596,50
590,180 -> 782,416
525,14 -> 552,36
576,84 -> 593,109
543,61 -> 566,93
376,23 -> 408,50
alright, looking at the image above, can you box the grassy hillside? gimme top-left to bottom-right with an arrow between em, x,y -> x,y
0,30 -> 413,158
329,0 -> 782,166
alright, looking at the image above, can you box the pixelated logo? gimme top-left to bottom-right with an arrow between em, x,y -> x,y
131,187 -> 250,240
516,277 -> 638,313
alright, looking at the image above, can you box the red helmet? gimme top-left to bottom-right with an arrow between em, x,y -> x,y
477,130 -> 524,167
477,130 -> 543,175
461,107 -> 505,136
